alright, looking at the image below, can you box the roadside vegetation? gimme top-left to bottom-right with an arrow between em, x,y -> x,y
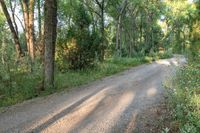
165,54 -> 200,133
0,53 -> 172,107
0,2 -> 199,133
0,0 -> 175,107
161,0 -> 200,132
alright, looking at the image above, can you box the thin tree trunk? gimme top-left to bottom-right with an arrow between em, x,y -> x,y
140,14 -> 143,44
100,0 -> 105,61
20,0 -> 29,53
0,0 -> 23,57
14,14 -> 25,33
119,24 -> 122,57
116,16 -> 121,55
20,0 -> 35,60
43,0 -> 57,89
28,0 -> 35,60
115,0 -> 128,57
37,0 -> 42,41
9,0 -> 18,36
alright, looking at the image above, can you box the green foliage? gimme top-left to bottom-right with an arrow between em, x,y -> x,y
0,56 -> 148,107
157,49 -> 173,59
0,44 -> 42,106
166,60 -> 200,132
57,4 -> 101,70
55,57 -> 148,90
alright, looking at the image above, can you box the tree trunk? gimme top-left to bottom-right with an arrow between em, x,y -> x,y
37,0 -> 42,41
116,16 -> 121,56
20,0 -> 29,53
20,0 -> 35,60
119,24 -> 122,57
115,0 -> 128,57
0,0 -> 23,57
28,0 -> 35,60
9,0 -> 18,37
100,0 -> 105,61
43,0 -> 57,89
37,0 -> 44,56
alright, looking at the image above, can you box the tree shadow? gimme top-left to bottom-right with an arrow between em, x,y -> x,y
109,68 -> 166,133
30,86 -> 110,132
67,88 -> 136,133
30,58 -> 178,133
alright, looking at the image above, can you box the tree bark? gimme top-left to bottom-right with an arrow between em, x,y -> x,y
28,0 -> 35,60
94,0 -> 105,61
115,0 -> 128,56
0,0 -> 23,57
37,0 -> 44,56
37,0 -> 42,41
20,0 -> 35,60
116,17 -> 120,54
43,0 -> 57,88
20,0 -> 29,52
9,0 -> 18,36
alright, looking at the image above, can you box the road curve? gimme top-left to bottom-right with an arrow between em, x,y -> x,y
0,56 -> 186,133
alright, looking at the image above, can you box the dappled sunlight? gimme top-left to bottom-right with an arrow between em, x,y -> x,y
30,87 -> 111,132
69,90 -> 136,133
107,91 -> 135,117
156,60 -> 171,66
98,91 -> 136,132
42,95 -> 105,133
170,60 -> 178,66
35,87 -> 136,133
155,57 -> 187,67
147,87 -> 157,97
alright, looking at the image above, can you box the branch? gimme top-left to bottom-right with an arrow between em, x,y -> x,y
83,0 -> 101,17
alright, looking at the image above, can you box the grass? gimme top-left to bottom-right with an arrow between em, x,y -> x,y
55,57 -> 149,90
0,57 -> 150,108
165,59 -> 200,132
0,49 -> 173,108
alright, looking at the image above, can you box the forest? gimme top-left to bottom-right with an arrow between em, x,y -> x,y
0,0 -> 199,132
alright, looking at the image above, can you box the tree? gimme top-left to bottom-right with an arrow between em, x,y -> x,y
65,4 -> 101,69
43,0 -> 57,88
115,0 -> 128,57
0,0 -> 23,57
83,0 -> 109,61
20,0 -> 35,60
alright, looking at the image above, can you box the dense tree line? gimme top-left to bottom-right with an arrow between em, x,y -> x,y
0,0 -> 199,91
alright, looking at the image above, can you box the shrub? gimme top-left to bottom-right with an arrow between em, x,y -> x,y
56,4 -> 101,70
166,62 -> 200,132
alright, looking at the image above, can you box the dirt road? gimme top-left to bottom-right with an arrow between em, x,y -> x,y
0,56 -> 186,133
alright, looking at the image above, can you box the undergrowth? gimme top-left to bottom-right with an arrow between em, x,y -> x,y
165,55 -> 200,133
0,51 -> 171,108
0,56 -> 150,107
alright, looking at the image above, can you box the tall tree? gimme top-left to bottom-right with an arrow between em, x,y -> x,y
28,0 -> 35,60
84,0 -> 108,61
37,0 -> 42,41
9,0 -> 18,36
43,0 -> 57,88
0,0 -> 23,57
20,0 -> 35,60
115,0 -> 128,56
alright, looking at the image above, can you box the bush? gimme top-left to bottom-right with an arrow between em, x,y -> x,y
66,31 -> 100,70
158,48 -> 173,59
166,62 -> 200,132
56,4 -> 101,70
0,44 -> 43,107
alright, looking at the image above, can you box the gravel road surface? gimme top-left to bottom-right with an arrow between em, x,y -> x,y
0,56 -> 186,133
